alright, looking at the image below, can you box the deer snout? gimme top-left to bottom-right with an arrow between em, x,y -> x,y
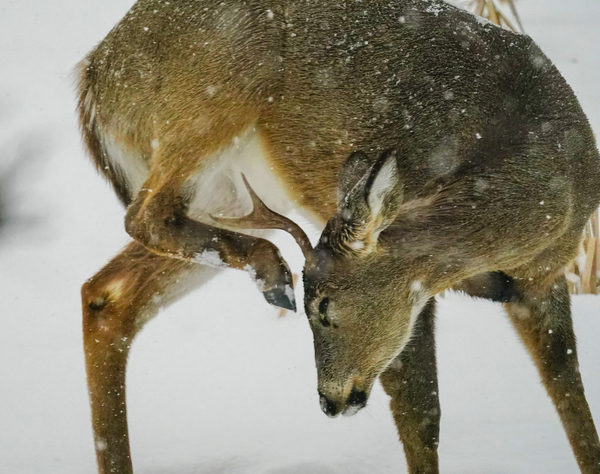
318,386 -> 368,418
319,391 -> 342,418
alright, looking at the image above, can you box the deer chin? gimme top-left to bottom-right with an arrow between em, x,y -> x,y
319,392 -> 368,419
318,374 -> 376,419
341,403 -> 365,417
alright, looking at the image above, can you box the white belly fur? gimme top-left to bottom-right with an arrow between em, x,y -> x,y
186,126 -> 296,223
100,126 -> 315,231
100,127 -> 149,198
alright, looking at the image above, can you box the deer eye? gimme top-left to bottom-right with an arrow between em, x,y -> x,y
318,297 -> 331,327
318,297 -> 329,315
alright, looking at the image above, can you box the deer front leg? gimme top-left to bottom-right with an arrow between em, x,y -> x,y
504,274 -> 600,474
124,165 -> 296,311
380,298 -> 440,474
82,241 -> 218,474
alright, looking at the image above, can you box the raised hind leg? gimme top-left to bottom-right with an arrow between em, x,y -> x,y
82,241 -> 219,474
504,273 -> 600,473
380,298 -> 440,474
124,135 -> 297,312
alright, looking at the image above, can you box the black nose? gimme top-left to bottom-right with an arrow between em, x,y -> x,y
319,392 -> 341,418
347,388 -> 367,408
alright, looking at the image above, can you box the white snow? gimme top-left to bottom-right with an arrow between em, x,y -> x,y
410,280 -> 423,293
284,284 -> 295,306
350,240 -> 365,250
0,1 -> 599,473
244,264 -> 257,281
206,85 -> 217,96
423,0 -> 446,17
473,14 -> 495,28
244,264 -> 266,292
194,249 -> 226,268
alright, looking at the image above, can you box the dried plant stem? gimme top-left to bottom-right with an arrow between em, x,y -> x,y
470,0 -> 523,32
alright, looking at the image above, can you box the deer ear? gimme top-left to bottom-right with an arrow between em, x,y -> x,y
337,151 -> 372,207
337,149 -> 403,253
364,149 -> 403,224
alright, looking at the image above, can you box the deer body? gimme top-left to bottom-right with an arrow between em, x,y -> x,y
78,0 -> 600,473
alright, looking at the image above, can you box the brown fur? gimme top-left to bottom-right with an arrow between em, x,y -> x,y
77,1 -> 600,472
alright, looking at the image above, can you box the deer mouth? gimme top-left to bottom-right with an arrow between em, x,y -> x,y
319,387 -> 368,418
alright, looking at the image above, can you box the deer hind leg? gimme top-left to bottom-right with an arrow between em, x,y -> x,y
380,298 -> 440,474
503,273 -> 600,473
82,241 -> 219,474
124,129 -> 296,311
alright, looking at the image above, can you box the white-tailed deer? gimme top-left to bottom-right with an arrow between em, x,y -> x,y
77,0 -> 600,472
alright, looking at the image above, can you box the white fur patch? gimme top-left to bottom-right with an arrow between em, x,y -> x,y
105,279 -> 126,300
384,286 -> 429,373
99,126 -> 315,233
342,404 -> 362,417
368,156 -> 399,216
100,130 -> 148,196
187,127 -> 302,227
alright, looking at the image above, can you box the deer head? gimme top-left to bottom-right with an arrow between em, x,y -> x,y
303,149 -> 433,417
221,150 -> 431,418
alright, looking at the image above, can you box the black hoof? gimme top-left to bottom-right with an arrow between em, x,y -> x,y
263,286 -> 296,312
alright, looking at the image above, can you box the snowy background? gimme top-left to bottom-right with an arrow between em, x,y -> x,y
0,0 -> 599,473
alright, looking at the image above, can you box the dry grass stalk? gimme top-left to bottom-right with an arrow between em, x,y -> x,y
469,0 -> 524,32
566,219 -> 600,295
581,237 -> 597,294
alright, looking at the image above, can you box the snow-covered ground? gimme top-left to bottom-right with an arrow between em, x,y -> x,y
0,0 -> 599,473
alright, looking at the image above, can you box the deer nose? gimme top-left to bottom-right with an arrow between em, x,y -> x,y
318,387 -> 368,418
319,392 -> 342,418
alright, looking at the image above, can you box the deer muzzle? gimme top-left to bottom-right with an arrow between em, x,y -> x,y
318,385 -> 369,418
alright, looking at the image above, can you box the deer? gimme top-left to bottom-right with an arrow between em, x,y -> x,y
76,0 -> 600,473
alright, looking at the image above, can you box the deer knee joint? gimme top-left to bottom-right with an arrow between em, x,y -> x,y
124,207 -> 151,247
82,278 -> 127,321
82,280 -> 106,314
124,196 -> 187,255
163,213 -> 185,228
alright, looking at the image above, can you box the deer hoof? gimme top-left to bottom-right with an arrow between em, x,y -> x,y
263,285 -> 296,312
